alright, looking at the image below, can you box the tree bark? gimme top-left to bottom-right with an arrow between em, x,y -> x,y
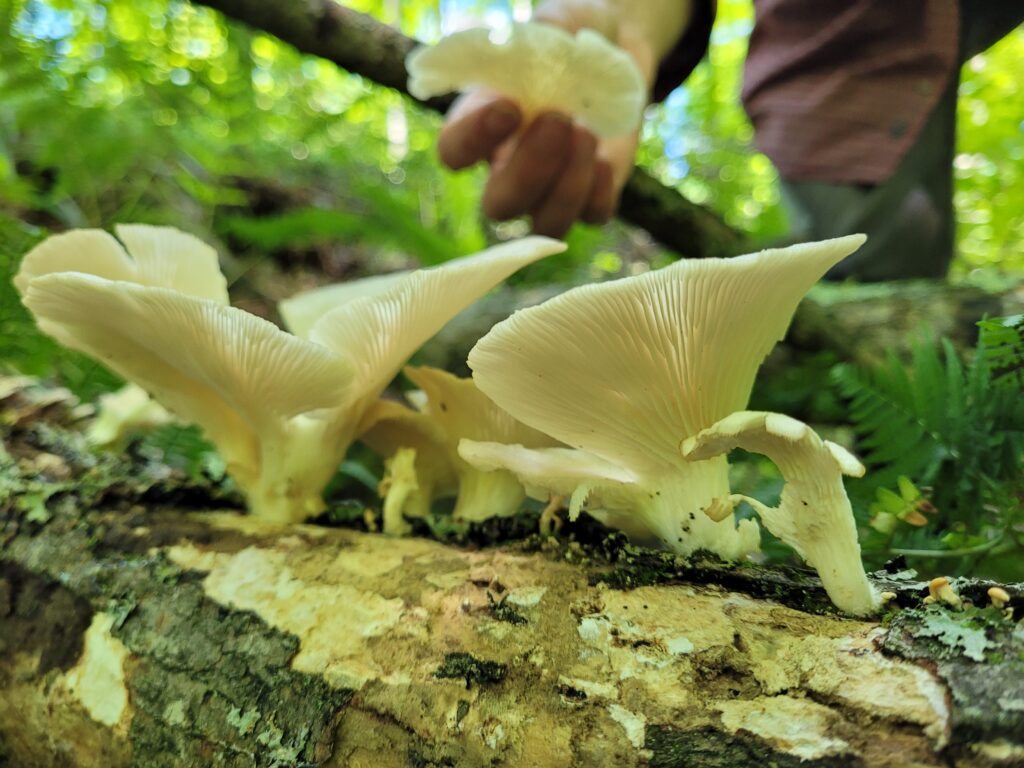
193,0 -> 746,260
2,381 -> 1023,767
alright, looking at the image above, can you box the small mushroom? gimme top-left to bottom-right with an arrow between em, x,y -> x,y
987,586 -> 1010,612
680,411 -> 879,615
378,447 -> 420,536
406,22 -> 646,137
362,397 -> 457,531
361,366 -> 561,526
927,577 -> 963,610
86,384 -> 175,448
987,589 -> 1011,618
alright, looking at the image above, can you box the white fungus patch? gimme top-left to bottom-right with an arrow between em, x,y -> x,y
163,700 -> 186,726
167,543 -> 407,688
63,613 -> 131,730
558,675 -> 618,701
608,704 -> 646,748
716,696 -> 850,760
506,585 -> 547,608
971,740 -> 1024,762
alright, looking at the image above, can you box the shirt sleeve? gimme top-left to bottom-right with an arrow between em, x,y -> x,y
651,0 -> 717,101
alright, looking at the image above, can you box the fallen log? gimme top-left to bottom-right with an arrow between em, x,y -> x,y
1,381 -> 1022,767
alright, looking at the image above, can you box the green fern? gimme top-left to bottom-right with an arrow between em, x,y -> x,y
832,325 -> 1024,540
978,314 -> 1024,393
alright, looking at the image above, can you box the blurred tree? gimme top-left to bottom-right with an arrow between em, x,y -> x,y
2,0 -> 1020,276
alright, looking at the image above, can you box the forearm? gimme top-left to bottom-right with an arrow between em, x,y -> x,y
533,0 -> 693,87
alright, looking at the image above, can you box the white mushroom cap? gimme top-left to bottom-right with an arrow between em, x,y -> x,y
362,366 -> 562,523
304,237 -> 567,425
681,411 -> 879,615
15,224 -> 228,304
403,365 -> 558,449
279,270 -> 411,340
406,22 -> 646,137
469,236 -> 866,480
458,440 -> 636,506
22,275 -> 353,478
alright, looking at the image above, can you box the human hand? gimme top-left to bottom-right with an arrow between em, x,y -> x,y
435,0 -> 655,238
438,88 -> 636,238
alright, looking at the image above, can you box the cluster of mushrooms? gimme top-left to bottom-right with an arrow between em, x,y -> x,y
11,22 -> 881,616
14,226 -> 879,615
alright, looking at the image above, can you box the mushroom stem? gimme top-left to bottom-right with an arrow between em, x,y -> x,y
380,447 -> 420,536
733,492 -> 878,615
627,458 -> 761,559
539,495 -> 564,536
244,416 -> 342,524
452,467 -> 527,523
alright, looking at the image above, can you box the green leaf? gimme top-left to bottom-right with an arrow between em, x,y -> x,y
897,475 -> 921,502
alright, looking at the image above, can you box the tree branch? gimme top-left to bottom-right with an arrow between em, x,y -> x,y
195,0 -> 746,259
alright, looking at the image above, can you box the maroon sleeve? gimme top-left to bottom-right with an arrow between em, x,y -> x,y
651,0 -> 717,101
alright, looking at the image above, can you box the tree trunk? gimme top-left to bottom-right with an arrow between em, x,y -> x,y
192,0 -> 746,260
2,382 -> 1022,767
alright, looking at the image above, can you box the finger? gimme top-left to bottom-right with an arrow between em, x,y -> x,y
438,95 -> 522,170
582,160 -> 616,225
482,112 -> 574,221
530,126 -> 598,238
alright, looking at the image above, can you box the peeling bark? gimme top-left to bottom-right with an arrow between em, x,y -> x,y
192,0 -> 745,260
2,384 -> 1023,767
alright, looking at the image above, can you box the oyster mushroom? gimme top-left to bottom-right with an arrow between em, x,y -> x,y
17,225 -> 564,523
407,21 -> 646,137
361,365 -> 561,530
681,411 -> 879,615
462,236 -> 867,564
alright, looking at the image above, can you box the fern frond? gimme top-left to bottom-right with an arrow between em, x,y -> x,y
831,360 -> 940,495
978,315 -> 1024,390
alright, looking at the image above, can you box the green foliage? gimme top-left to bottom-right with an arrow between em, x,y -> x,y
867,476 -> 936,534
833,326 -> 1024,577
639,0 -> 787,243
0,0 -> 488,265
978,314 -> 1024,390
954,32 -> 1024,274
3,0 -> 1020,278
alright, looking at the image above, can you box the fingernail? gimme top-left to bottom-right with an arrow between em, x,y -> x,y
484,104 -> 520,138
